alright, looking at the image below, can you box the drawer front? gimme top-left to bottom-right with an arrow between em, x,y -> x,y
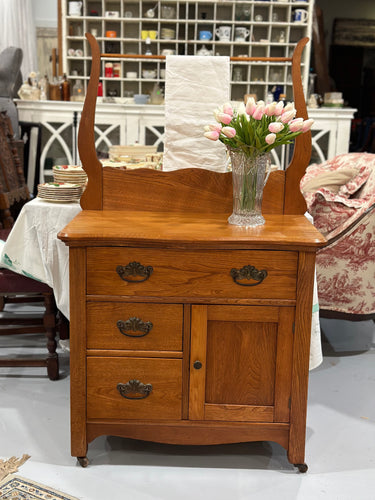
87,248 -> 297,300
87,357 -> 182,420
87,302 -> 183,351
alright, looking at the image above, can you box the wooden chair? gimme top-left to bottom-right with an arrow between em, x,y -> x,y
0,111 -> 59,380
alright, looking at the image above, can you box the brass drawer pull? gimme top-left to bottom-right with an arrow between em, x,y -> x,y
116,262 -> 153,283
230,265 -> 268,286
117,317 -> 153,338
117,380 -> 153,400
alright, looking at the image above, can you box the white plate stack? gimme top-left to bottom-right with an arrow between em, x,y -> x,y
52,165 -> 87,186
37,182 -> 84,203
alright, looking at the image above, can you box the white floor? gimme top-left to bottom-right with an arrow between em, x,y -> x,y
0,309 -> 374,500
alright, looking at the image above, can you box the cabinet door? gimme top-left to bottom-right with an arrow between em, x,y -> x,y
189,305 -> 294,423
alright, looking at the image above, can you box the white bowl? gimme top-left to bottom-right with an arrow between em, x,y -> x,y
142,70 -> 156,79
126,71 -> 137,78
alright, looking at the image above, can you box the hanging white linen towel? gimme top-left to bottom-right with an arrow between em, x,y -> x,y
164,55 -> 230,172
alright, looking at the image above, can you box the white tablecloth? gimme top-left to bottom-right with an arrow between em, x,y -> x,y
0,198 -> 81,319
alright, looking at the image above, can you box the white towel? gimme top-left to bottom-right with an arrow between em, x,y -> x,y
164,55 -> 230,172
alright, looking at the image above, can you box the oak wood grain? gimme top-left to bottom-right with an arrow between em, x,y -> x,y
86,421 -> 290,449
69,248 -> 88,458
288,251 -> 316,465
86,302 -> 183,351
189,305 -> 207,420
87,357 -> 182,420
58,211 -> 326,250
86,247 -> 298,300
102,167 -> 285,215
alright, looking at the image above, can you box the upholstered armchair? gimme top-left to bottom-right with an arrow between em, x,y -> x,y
301,153 -> 375,321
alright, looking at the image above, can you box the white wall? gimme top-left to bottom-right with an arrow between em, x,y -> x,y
32,0 -> 57,27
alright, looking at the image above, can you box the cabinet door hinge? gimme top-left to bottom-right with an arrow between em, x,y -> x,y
292,322 -> 295,334
288,397 -> 291,409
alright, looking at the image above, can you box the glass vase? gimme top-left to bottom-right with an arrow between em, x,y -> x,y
227,149 -> 271,227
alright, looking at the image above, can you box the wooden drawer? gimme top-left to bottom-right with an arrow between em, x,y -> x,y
87,248 -> 297,300
87,302 -> 183,351
87,357 -> 182,420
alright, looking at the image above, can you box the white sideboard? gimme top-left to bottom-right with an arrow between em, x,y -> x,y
16,99 -> 356,191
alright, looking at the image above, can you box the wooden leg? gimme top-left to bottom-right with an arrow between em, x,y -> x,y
294,463 -> 308,473
77,456 -> 89,467
57,311 -> 70,340
43,293 -> 59,381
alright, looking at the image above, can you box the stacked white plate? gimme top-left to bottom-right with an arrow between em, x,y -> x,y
37,182 -> 84,203
52,165 -> 87,186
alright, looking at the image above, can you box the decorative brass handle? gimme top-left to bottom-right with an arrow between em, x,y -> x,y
117,317 -> 153,338
230,265 -> 268,286
117,380 -> 153,400
116,262 -> 153,283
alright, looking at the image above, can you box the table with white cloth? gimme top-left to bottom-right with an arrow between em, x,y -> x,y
0,197 -> 323,370
0,197 -> 81,320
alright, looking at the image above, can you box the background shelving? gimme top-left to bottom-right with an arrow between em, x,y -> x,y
61,0 -> 314,102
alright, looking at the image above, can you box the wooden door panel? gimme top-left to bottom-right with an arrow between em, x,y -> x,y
189,305 -> 294,423
205,320 -> 277,406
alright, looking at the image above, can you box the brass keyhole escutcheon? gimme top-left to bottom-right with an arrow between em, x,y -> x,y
193,360 -> 202,370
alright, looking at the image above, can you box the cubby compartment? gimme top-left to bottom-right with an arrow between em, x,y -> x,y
61,0 -> 313,102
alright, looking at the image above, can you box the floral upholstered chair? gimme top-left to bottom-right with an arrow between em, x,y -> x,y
301,153 -> 375,321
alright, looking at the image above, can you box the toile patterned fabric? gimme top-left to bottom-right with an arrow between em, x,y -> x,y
301,153 -> 375,318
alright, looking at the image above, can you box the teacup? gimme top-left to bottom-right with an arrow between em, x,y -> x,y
234,27 -> 250,42
199,30 -> 212,41
161,5 -> 175,19
148,30 -> 158,40
215,26 -> 231,42
69,1 -> 82,16
293,9 -> 308,23
142,69 -> 157,79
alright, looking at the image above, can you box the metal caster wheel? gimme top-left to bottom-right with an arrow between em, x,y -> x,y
294,463 -> 308,473
77,456 -> 89,467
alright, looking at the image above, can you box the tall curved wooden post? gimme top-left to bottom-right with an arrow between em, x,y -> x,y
284,37 -> 311,215
79,33 -> 103,210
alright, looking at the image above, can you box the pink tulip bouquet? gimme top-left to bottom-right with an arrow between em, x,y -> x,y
204,97 -> 315,226
204,97 -> 314,158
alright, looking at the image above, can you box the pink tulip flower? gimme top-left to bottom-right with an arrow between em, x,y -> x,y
265,102 -> 277,116
215,112 -> 233,125
222,103 -> 234,117
288,118 -> 304,132
252,102 -> 265,120
280,109 -> 296,124
245,97 -> 257,116
274,101 -> 285,116
221,126 -> 236,138
268,122 -> 284,133
301,118 -> 314,132
205,123 -> 222,133
265,133 -> 276,145
204,130 -> 220,141
284,102 -> 295,113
